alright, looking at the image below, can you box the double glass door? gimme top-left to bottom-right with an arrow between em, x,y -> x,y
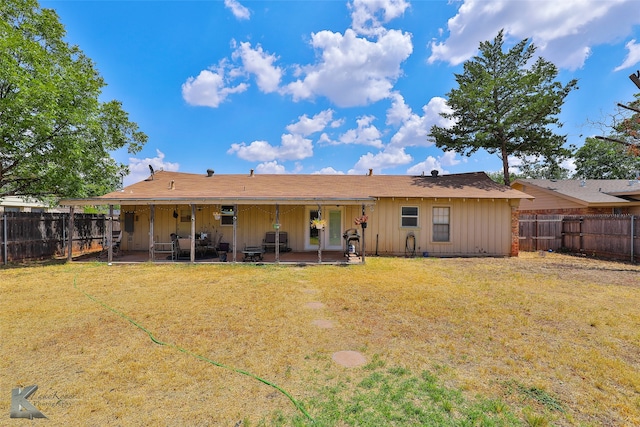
306,208 -> 342,250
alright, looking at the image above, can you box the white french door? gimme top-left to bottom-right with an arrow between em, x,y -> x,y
305,207 -> 343,250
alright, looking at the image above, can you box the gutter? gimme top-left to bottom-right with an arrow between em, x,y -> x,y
58,197 -> 377,207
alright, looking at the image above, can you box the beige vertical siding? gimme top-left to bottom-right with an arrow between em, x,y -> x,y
121,198 -> 514,257
512,185 -> 584,211
364,198 -> 513,256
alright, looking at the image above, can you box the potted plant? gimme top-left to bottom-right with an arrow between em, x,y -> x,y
311,218 -> 326,229
355,215 -> 368,228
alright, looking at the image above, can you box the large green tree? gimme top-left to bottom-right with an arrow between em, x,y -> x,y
0,0 -> 147,201
574,137 -> 640,179
429,30 -> 578,186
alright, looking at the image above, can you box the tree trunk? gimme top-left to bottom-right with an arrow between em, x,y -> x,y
501,146 -> 511,186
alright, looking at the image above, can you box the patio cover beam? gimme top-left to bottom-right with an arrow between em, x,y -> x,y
59,197 -> 376,207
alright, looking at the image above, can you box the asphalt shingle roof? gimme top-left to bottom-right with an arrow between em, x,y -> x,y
513,179 -> 640,205
60,171 -> 531,206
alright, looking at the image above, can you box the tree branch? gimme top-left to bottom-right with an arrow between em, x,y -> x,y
595,135 -> 639,147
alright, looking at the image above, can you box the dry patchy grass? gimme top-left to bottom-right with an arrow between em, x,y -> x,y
1,253 -> 639,426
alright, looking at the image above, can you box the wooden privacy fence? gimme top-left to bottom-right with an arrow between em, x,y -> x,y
0,212 -> 113,264
519,214 -> 639,263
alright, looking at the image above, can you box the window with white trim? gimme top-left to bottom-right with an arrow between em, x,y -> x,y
401,206 -> 419,227
221,205 -> 234,226
432,207 -> 450,242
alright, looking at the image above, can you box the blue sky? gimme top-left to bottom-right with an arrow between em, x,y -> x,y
41,0 -> 640,186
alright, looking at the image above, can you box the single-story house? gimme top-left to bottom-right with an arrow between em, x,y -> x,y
511,179 -> 640,215
60,170 -> 532,263
1,196 -> 69,213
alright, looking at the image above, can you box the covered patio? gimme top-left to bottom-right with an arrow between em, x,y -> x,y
82,249 -> 362,265
60,171 -> 375,265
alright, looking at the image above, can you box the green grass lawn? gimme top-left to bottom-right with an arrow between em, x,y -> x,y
1,254 -> 639,426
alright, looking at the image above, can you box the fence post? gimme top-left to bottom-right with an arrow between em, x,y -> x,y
67,207 -> 74,261
579,216 -> 584,254
632,215 -> 636,263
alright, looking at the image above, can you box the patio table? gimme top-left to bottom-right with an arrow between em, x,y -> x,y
242,246 -> 264,262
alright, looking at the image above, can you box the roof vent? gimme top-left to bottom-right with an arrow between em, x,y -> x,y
250,169 -> 254,177
206,169 -> 214,177
431,170 -> 439,178
169,180 -> 175,190
368,169 -> 373,176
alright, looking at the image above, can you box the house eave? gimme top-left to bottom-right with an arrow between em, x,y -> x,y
59,196 -> 377,207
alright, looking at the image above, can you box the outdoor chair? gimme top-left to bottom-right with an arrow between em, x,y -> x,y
175,238 -> 192,259
262,231 -> 289,252
98,230 -> 122,259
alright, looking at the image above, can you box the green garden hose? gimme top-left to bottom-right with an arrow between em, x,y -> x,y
74,278 -> 314,423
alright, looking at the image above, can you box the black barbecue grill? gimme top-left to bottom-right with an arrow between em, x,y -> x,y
343,228 -> 360,258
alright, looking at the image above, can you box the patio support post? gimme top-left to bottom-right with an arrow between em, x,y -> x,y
275,204 -> 280,263
108,205 -> 114,264
190,204 -> 196,263
67,206 -> 74,262
317,204 -> 322,264
232,205 -> 237,262
361,204 -> 366,264
149,205 -> 155,261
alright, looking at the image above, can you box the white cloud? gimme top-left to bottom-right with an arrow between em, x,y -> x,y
182,41 -> 282,107
349,0 -> 410,36
227,133 -> 313,162
285,28 -> 413,107
561,158 -> 577,177
255,161 -> 286,174
439,150 -> 462,167
387,95 -> 454,148
428,0 -> 640,70
182,64 -> 248,108
224,0 -> 250,20
614,39 -> 640,71
126,149 -> 179,186
279,133 -> 314,159
313,167 -> 345,175
286,110 -> 335,136
386,92 -> 412,126
317,133 -> 333,145
227,140 -> 279,162
335,115 -> 384,148
348,146 -> 412,174
406,156 -> 448,176
232,42 -> 282,93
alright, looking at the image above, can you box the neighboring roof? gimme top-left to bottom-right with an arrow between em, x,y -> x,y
60,170 -> 532,206
512,178 -> 640,207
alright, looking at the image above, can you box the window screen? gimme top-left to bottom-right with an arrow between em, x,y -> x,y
432,207 -> 450,242
401,206 -> 418,227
